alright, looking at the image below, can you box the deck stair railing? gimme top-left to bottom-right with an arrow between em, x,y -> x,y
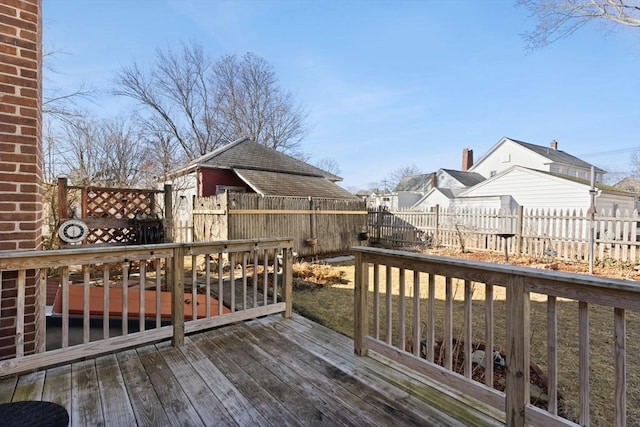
353,246 -> 640,427
0,238 -> 293,378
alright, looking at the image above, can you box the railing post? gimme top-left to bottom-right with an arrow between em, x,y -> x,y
171,245 -> 185,347
354,251 -> 369,356
506,273 -> 529,427
282,247 -> 293,319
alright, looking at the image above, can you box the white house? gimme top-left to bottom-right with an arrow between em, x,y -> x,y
411,169 -> 485,210
367,173 -> 434,209
468,137 -> 606,182
455,166 -> 636,213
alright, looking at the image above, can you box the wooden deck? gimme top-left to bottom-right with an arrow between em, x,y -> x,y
0,314 -> 502,426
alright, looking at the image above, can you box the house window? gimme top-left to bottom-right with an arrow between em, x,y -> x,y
216,185 -> 246,195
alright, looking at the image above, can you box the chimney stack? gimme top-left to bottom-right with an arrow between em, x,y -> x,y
462,148 -> 473,171
430,172 -> 437,189
550,140 -> 558,150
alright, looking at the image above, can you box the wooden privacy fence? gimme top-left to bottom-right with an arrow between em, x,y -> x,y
192,193 -> 367,257
369,206 -> 640,263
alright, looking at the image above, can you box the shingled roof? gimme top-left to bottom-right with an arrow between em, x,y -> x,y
440,169 -> 485,187
180,138 -> 357,200
188,137 -> 341,181
507,138 -> 602,171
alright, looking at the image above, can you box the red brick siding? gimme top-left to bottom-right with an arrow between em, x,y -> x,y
0,0 -> 42,359
199,168 -> 252,197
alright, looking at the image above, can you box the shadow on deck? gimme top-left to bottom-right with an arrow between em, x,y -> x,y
0,314 -> 503,426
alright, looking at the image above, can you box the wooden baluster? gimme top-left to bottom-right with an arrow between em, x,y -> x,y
398,268 -> 405,349
427,273 -> 435,362
464,279 -> 472,378
385,266 -> 393,345
103,266 -> 110,339
485,283 -> 494,387
547,295 -> 558,414
139,261 -> 146,331
445,276 -> 453,370
61,266 -> 70,348
205,254 -> 211,318
122,262 -> 129,335
191,254 -> 197,320
16,270 -> 25,357
614,307 -> 626,427
579,301 -> 589,426
373,264 -> 380,340
83,265 -> 90,344
412,270 -> 420,358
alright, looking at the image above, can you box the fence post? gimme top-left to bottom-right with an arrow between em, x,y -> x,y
354,250 -> 369,356
505,273 -> 529,426
375,206 -> 383,242
164,184 -> 173,242
516,206 -> 523,255
282,246 -> 293,319
434,204 -> 440,246
57,177 -> 68,220
171,244 -> 185,347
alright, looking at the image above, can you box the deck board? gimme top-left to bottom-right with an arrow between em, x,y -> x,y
116,348 -> 171,426
41,365 -> 72,410
180,335 -> 270,426
136,344 -> 204,426
156,341 -> 240,426
1,314 -> 503,426
95,355 -> 137,426
71,359 -> 104,427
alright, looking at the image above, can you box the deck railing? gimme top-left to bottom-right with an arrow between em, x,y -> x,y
0,238 -> 293,378
353,246 -> 640,427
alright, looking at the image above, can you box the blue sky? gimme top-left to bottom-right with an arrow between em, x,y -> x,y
43,0 -> 640,190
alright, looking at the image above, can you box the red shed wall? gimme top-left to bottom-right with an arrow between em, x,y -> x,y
199,168 -> 251,197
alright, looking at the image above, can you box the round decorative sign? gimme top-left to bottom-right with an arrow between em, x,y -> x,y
58,219 -> 89,244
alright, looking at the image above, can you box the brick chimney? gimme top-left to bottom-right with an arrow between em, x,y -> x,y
462,148 -> 473,171
0,0 -> 43,359
430,172 -> 437,189
550,140 -> 558,150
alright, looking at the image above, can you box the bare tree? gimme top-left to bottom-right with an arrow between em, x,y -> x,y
386,163 -> 422,191
518,0 -> 640,49
115,43 -> 308,160
213,52 -> 308,155
312,157 -> 342,176
114,42 -> 229,160
60,117 -> 149,187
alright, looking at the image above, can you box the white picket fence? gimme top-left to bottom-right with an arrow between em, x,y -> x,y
369,206 -> 640,263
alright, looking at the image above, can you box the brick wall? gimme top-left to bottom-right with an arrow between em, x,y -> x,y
0,0 -> 43,359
